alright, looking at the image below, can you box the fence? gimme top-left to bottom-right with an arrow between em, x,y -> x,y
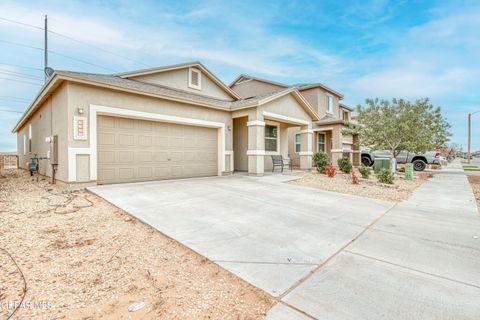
0,154 -> 18,169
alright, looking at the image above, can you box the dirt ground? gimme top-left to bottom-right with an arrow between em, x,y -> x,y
467,175 -> 480,212
290,169 -> 431,202
0,169 -> 273,320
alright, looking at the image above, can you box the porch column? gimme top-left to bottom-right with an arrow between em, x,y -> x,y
299,126 -> 313,170
331,125 -> 343,166
246,119 -> 265,176
352,134 -> 361,166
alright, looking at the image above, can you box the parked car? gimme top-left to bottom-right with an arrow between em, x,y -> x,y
361,150 -> 442,171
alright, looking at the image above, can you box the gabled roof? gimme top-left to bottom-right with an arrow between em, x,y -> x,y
13,70 -> 318,132
230,74 -> 343,99
229,74 -> 289,89
115,61 -> 240,99
295,83 -> 344,99
231,87 -> 319,120
339,103 -> 354,111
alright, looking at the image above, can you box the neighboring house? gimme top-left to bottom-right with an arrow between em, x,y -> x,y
230,75 -> 360,167
12,62 -> 318,186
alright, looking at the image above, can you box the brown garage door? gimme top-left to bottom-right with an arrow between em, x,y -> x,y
97,115 -> 218,184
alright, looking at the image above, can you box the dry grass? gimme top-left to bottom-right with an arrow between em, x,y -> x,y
0,169 -> 273,319
290,169 -> 431,202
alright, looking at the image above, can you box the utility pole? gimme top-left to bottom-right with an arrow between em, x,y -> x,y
468,113 -> 471,164
44,14 -> 48,83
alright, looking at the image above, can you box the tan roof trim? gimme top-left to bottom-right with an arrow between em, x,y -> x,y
229,74 -> 289,89
12,72 -> 232,133
297,83 -> 344,99
12,74 -> 63,133
231,87 -> 319,121
339,103 -> 354,111
115,61 -> 240,99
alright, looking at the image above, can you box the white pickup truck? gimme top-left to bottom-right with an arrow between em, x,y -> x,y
361,150 -> 442,171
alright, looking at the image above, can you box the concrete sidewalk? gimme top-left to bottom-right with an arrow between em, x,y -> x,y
271,160 -> 480,319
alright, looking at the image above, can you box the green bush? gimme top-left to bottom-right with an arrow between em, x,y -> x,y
337,156 -> 352,173
358,166 -> 370,179
313,152 -> 329,173
377,168 -> 394,184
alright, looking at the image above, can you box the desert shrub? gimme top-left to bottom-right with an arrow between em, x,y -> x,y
337,156 -> 352,173
325,164 -> 336,177
313,152 -> 329,173
358,166 -> 370,179
377,168 -> 394,184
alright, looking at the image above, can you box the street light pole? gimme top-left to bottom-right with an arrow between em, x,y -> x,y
468,110 -> 480,164
468,113 -> 471,164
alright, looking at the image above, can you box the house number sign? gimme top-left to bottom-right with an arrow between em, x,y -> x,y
74,116 -> 88,140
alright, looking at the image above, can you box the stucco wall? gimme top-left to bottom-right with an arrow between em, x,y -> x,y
231,79 -> 284,99
129,68 -> 234,101
299,87 -> 341,120
16,83 -> 69,181
259,94 -> 312,122
233,117 -> 248,171
66,82 -> 233,182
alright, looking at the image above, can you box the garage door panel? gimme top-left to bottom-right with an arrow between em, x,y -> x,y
98,133 -> 115,145
118,151 -> 134,162
97,115 -> 218,184
119,168 -> 135,180
119,134 -> 135,146
118,118 -> 135,129
98,151 -> 115,163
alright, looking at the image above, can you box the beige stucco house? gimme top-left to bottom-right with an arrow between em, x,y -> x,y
230,75 -> 360,167
13,62 -> 318,186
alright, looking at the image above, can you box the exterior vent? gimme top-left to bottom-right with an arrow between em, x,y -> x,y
189,68 -> 202,90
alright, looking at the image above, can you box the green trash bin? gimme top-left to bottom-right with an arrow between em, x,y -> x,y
373,158 -> 391,174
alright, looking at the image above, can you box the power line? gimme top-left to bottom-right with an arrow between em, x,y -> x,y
0,95 -> 31,102
0,77 -> 42,86
0,70 -> 43,81
0,98 -> 29,104
0,39 -> 115,72
0,108 -> 23,113
0,63 -> 43,71
0,15 -> 150,68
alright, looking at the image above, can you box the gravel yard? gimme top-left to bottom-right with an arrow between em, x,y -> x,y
0,169 -> 273,319
290,169 -> 431,202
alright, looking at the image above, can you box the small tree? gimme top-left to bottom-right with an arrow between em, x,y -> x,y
345,98 -> 451,158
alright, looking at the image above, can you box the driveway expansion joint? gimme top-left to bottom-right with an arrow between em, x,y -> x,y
344,250 -> 480,290
278,202 -> 398,300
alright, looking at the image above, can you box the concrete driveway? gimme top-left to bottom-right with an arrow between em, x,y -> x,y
89,161 -> 480,320
89,174 -> 392,296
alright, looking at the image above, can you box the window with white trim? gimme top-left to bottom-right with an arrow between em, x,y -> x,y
188,68 -> 202,90
28,124 -> 32,153
295,134 -> 301,153
318,133 -> 326,152
23,134 -> 26,155
265,124 -> 278,152
340,110 -> 349,121
326,95 -> 333,113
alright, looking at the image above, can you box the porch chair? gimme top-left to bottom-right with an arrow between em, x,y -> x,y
271,155 -> 293,173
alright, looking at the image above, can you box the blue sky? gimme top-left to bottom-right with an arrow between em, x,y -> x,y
0,0 -> 479,151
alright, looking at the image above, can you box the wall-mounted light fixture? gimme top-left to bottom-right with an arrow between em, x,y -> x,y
77,106 -> 85,115
227,125 -> 232,131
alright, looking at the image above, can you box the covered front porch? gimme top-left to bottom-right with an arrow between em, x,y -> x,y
231,89 -> 317,176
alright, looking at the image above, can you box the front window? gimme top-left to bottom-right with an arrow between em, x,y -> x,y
265,125 -> 278,152
341,110 -> 349,121
295,134 -> 301,153
326,95 -> 333,113
318,133 -> 325,152
28,124 -> 32,153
